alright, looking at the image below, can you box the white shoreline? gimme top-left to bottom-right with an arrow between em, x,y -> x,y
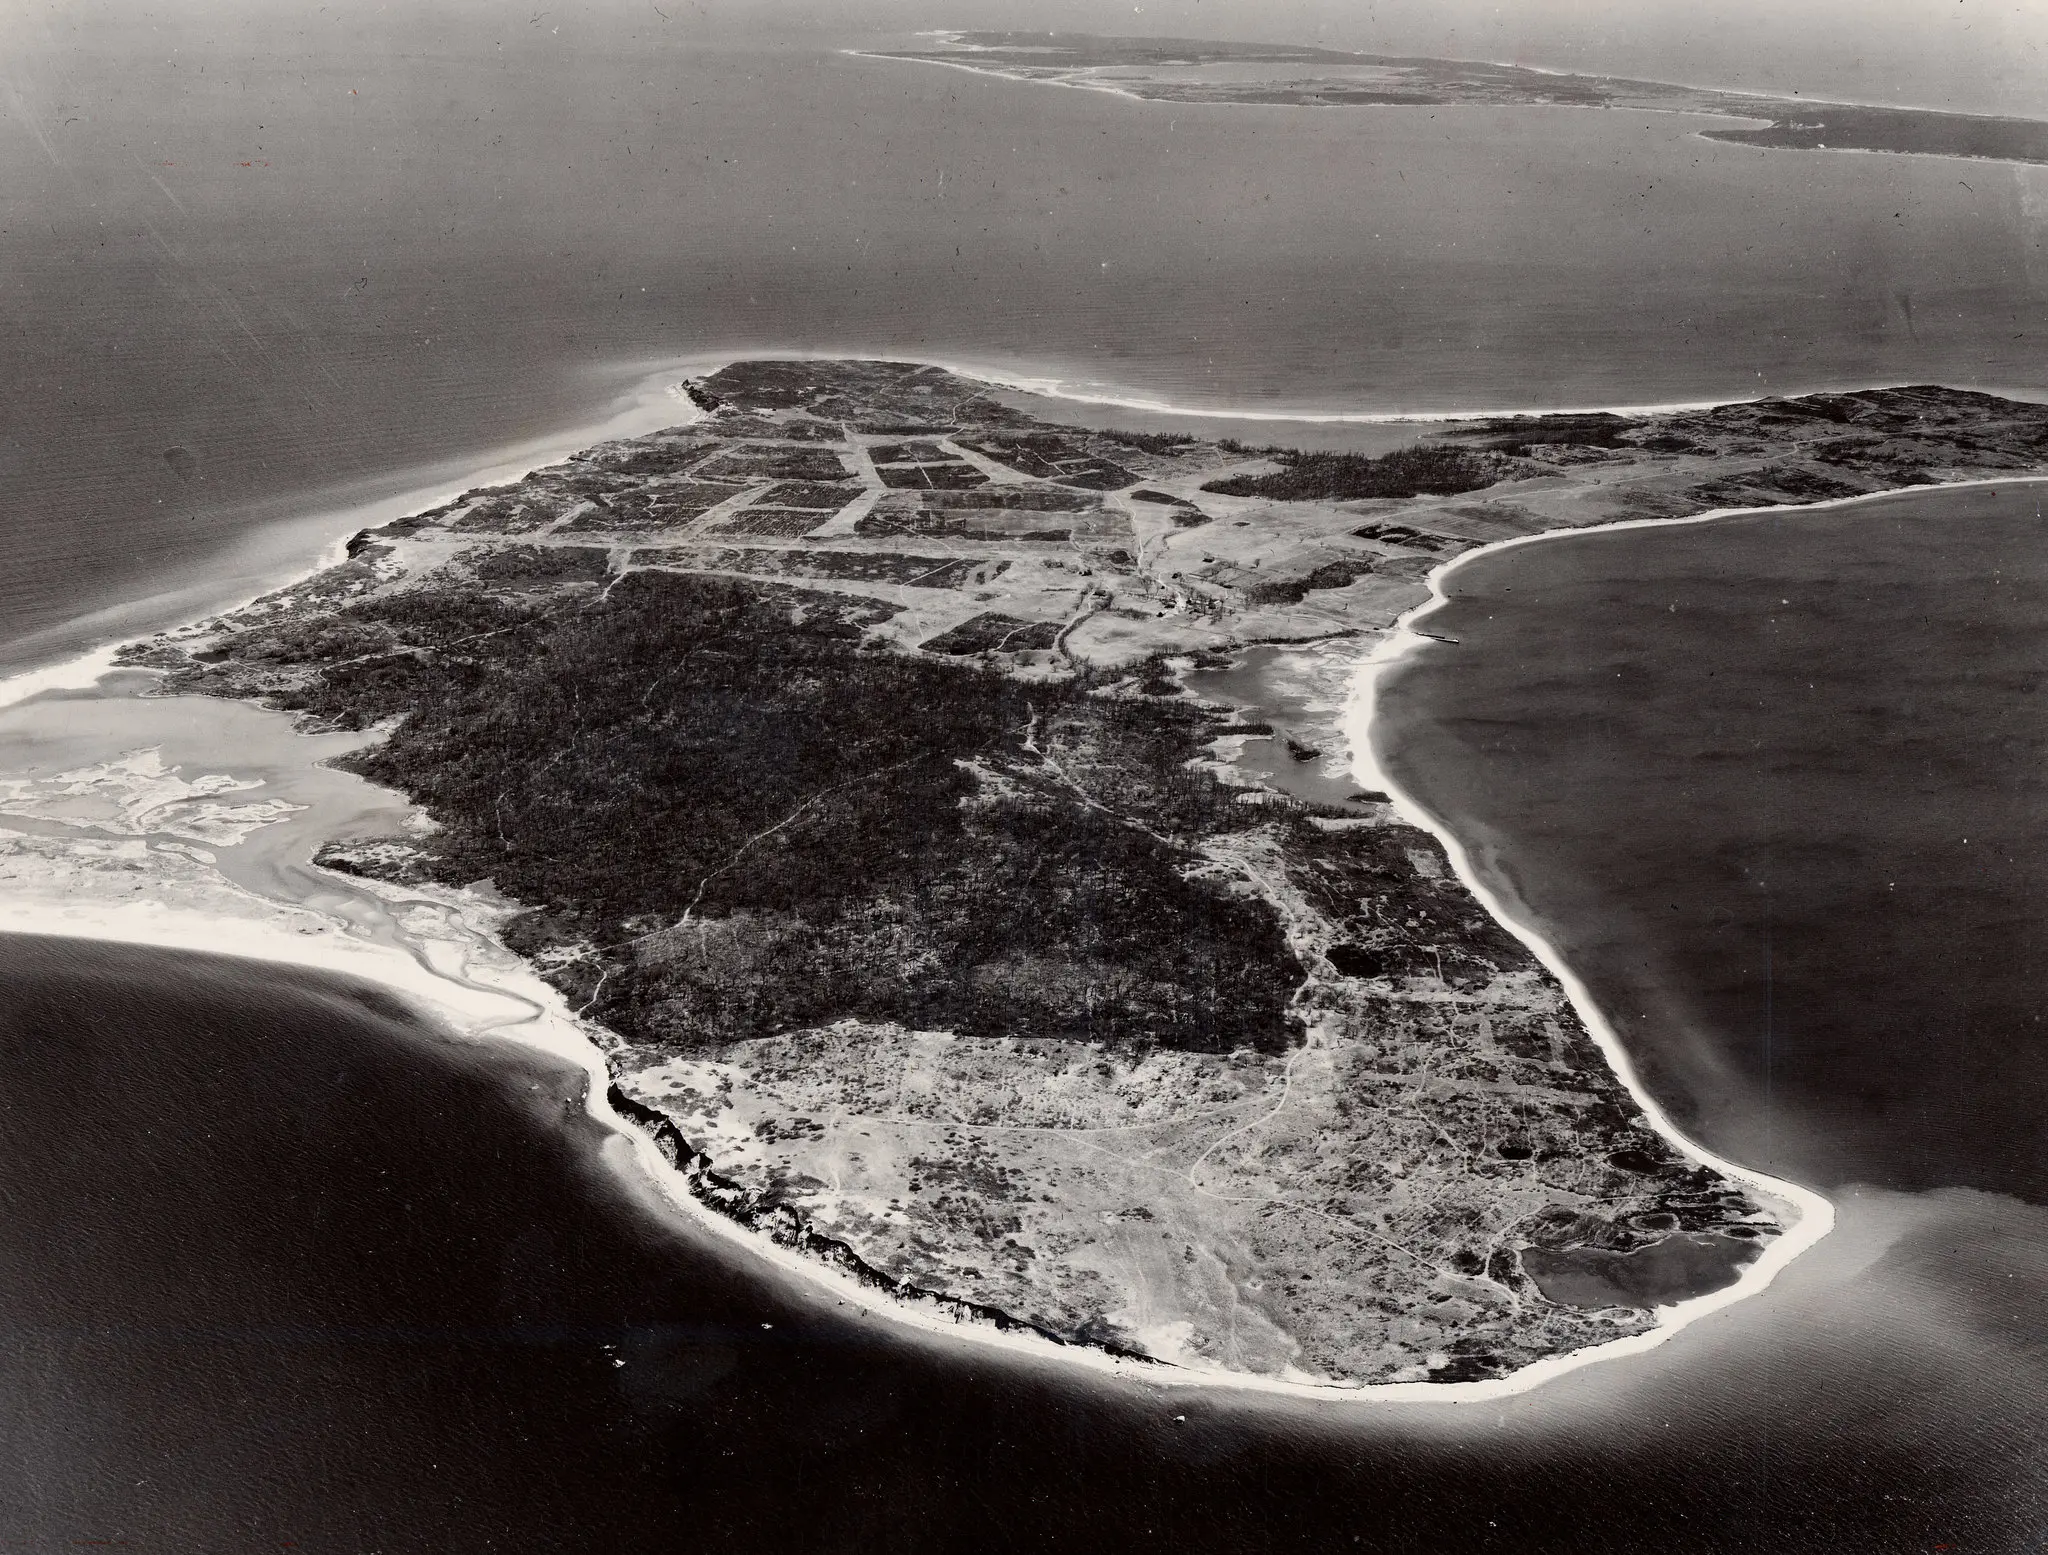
0,364 -> 705,697
631,341 -> 2048,431
4,391 -> 2038,1402
1343,470 -> 2048,1384
681,317 -> 1792,425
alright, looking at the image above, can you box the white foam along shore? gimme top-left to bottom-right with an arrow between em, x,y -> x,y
1343,472 -> 2048,1385
2,372 -> 2034,1405
637,340 -> 2048,431
0,365 -> 708,707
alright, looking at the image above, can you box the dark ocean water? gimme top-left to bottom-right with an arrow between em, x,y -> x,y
8,8 -> 2048,1547
4,932 -> 2045,1553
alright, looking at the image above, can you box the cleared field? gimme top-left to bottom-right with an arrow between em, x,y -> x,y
697,446 -> 855,482
877,463 -> 990,490
918,613 -> 1064,654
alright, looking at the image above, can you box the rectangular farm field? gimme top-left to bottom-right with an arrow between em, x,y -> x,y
877,463 -> 990,490
649,548 -> 1010,589
705,507 -> 834,538
758,481 -> 863,511
923,487 -> 1102,512
697,447 -> 854,481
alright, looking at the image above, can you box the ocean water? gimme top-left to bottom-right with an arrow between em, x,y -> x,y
7,9 -> 2048,1547
1,932 -> 2042,1552
1371,481 -> 2048,1201
6,15 -> 2048,672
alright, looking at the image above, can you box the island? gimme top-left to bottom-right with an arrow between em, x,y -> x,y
862,32 -> 2048,168
76,360 -> 2048,1387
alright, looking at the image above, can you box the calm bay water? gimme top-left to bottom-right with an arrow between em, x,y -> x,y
1372,482 -> 2048,1202
1362,483 -> 2048,1548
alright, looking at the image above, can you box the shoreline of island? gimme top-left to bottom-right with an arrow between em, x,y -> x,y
0,367 -> 708,704
600,341 -> 2048,437
9,351 -> 2045,701
6,371 -> 2038,1404
0,634 -> 1814,1405
0,845 -> 1803,1409
878,29 -> 1963,115
1342,470 -> 2048,1365
860,45 -> 2031,173
853,37 -> 2048,171
846,46 -> 1776,133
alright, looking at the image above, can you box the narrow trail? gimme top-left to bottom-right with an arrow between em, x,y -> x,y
674,752 -> 927,927
1184,1037 -> 1308,1184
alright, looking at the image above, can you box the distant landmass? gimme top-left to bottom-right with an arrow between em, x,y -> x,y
864,32 -> 2048,167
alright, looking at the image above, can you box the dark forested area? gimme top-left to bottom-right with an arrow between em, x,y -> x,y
1203,445 -> 1502,501
211,571 -> 1304,1055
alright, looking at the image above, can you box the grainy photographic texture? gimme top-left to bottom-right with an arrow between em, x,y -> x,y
2,4 -> 2044,1550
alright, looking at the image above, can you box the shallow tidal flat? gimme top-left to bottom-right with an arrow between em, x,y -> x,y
0,675 -> 574,1066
